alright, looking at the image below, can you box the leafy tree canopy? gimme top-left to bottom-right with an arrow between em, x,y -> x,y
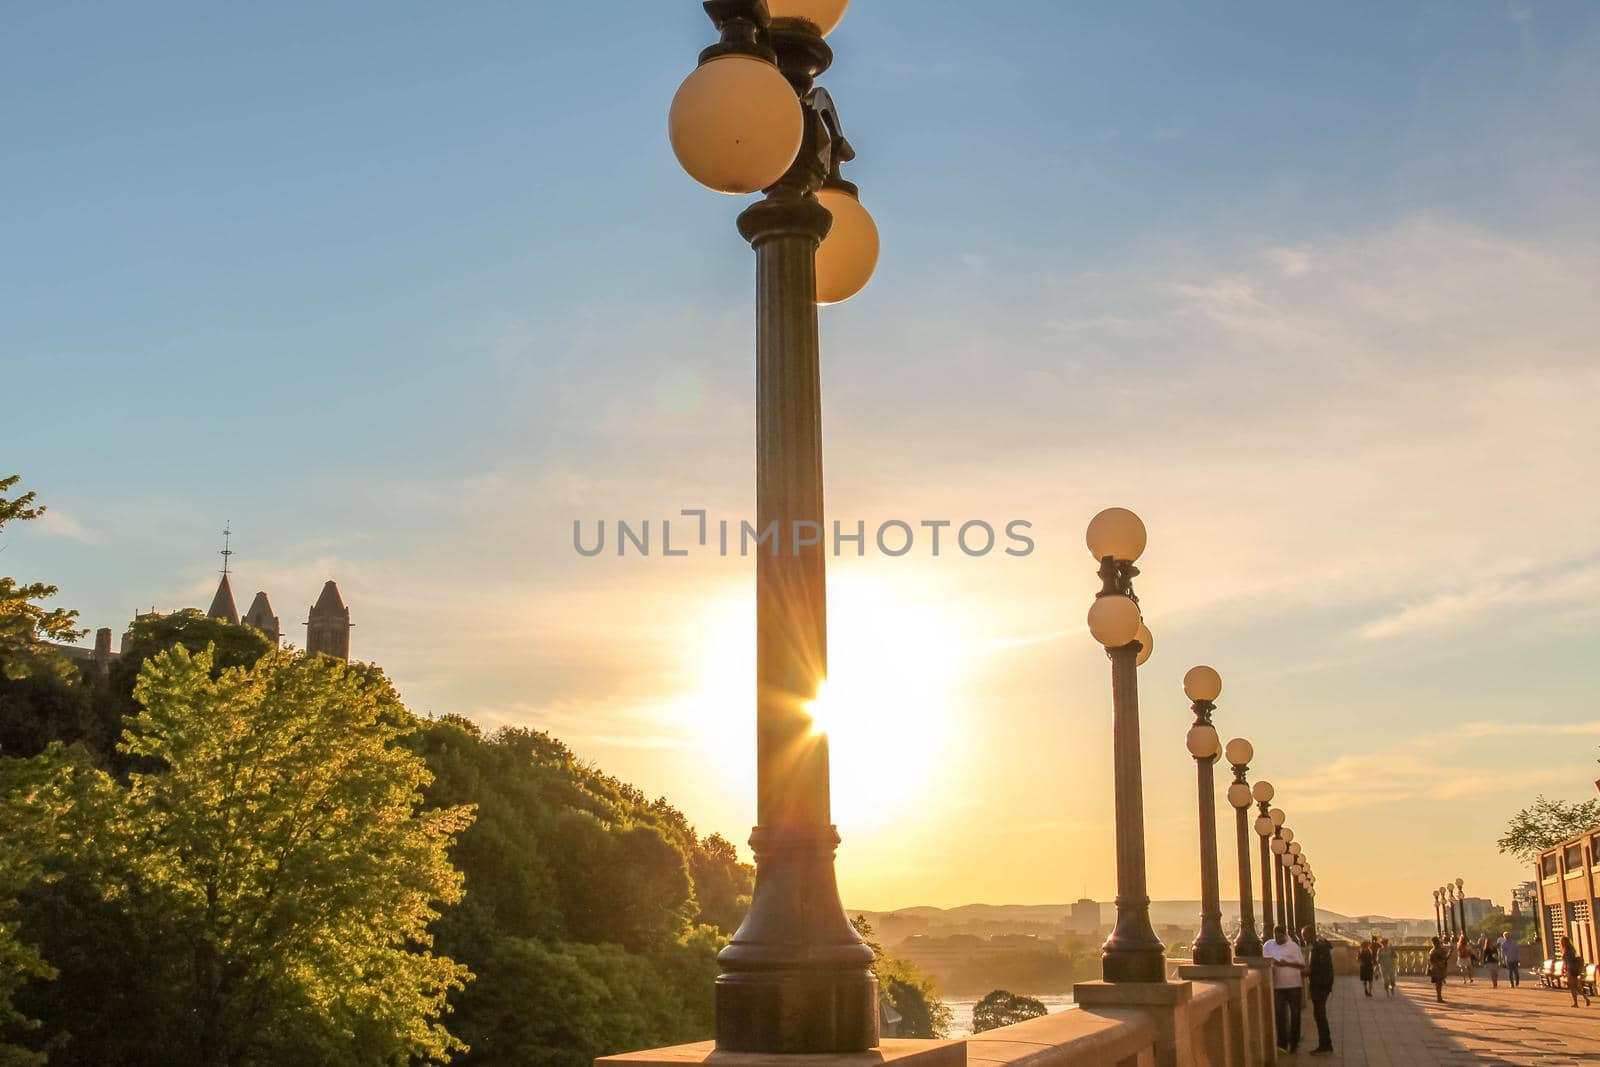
1497,795 -> 1600,863
0,475 -> 84,685
971,989 -> 1048,1034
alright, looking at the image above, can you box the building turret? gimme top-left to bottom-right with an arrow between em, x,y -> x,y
207,574 -> 240,625
305,580 -> 351,661
243,591 -> 281,645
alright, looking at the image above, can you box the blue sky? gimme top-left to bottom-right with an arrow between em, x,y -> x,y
4,1 -> 1599,917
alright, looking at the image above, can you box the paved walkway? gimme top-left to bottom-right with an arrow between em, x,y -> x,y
1278,975 -> 1600,1065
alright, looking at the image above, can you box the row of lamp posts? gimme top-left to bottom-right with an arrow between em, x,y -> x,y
1086,507 -> 1318,980
670,0 -> 1318,1053
1434,877 -> 1468,938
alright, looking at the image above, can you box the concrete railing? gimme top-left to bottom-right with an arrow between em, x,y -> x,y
603,965 -> 1278,1067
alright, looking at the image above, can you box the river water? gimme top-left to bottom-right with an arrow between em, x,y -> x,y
941,993 -> 1075,1038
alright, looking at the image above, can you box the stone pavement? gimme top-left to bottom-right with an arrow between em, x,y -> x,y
1273,974 -> 1600,1065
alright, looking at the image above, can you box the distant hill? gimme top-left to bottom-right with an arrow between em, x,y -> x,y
851,901 -> 1402,934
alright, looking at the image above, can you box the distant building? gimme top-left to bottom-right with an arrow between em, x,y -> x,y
1066,898 -> 1103,937
1460,897 -> 1494,927
1512,881 -> 1538,918
52,534 -> 355,668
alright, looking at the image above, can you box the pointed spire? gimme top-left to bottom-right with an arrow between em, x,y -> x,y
207,574 -> 240,625
243,591 -> 280,645
310,580 -> 347,616
305,580 -> 352,661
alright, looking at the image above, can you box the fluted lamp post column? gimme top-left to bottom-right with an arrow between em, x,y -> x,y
1226,740 -> 1263,957
669,0 -> 883,1052
1183,666 -> 1232,966
1445,884 -> 1457,939
1085,507 -> 1166,983
1432,889 -> 1442,937
1287,844 -> 1304,934
1254,784 -> 1277,938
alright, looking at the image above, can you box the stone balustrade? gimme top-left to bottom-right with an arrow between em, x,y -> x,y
601,963 -> 1280,1067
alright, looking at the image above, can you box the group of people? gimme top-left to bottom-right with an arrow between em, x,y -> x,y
1260,925 -> 1544,1056
1262,924 -> 1337,1056
1424,931 -> 1529,1002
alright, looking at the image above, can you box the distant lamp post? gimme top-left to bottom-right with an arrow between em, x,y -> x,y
1085,507 -> 1165,983
1433,889 -> 1444,937
1182,665 -> 1231,966
1455,877 -> 1467,935
1225,738 -> 1263,957
670,0 -> 880,1051
1279,846 -> 1298,937
1270,818 -> 1290,931
1287,844 -> 1304,933
1445,884 -> 1457,938
1253,782 -> 1277,939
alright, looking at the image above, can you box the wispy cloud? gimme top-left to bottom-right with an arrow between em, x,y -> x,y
35,508 -> 99,545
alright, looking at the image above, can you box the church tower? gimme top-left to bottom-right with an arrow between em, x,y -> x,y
206,525 -> 240,624
305,580 -> 351,661
243,591 -> 281,645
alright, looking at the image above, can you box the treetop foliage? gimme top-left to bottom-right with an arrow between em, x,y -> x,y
1497,794 -> 1600,863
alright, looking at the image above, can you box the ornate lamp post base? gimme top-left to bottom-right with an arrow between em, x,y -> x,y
715,826 -> 877,1053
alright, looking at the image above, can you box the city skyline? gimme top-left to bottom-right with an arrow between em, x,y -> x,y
7,1 -> 1600,920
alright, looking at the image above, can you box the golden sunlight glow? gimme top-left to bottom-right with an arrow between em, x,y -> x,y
679,574 -> 971,831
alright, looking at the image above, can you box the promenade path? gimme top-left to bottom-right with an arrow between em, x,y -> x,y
1293,974 -> 1600,1065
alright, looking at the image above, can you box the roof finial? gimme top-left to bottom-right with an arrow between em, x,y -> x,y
220,523 -> 234,576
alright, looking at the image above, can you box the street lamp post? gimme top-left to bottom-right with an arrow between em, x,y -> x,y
1254,785 -> 1277,937
1226,739 -> 1263,957
1271,821 -> 1291,933
669,0 -> 882,1052
1084,507 -> 1166,983
1445,884 -> 1457,939
1433,889 -> 1443,937
1281,848 -> 1298,937
1183,666 -> 1232,966
1455,877 -> 1467,936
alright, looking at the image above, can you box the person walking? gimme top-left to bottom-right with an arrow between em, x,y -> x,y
1307,931 -> 1336,1056
1499,930 -> 1521,988
1457,934 -> 1476,984
1428,935 -> 1451,1003
1357,937 -> 1376,997
1482,934 -> 1500,988
1563,936 -> 1590,1008
1264,924 -> 1307,1053
1379,937 -> 1398,997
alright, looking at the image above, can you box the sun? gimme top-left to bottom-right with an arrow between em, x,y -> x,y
682,573 -> 970,831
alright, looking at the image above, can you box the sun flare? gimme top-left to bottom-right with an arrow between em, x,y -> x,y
682,573 -> 972,830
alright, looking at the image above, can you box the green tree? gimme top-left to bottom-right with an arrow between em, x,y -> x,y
5,647 -> 475,1065
0,475 -> 84,685
851,915 -> 951,1039
971,989 -> 1047,1034
1497,795 -> 1600,863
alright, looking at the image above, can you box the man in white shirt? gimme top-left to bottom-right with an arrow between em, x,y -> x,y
1262,924 -> 1306,1053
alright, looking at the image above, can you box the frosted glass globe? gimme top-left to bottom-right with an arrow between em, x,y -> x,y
1087,594 -> 1141,647
1185,724 -> 1221,760
1135,624 -> 1154,666
1269,807 -> 1286,827
1271,837 -> 1288,855
1455,877 -> 1464,888
1254,815 -> 1274,836
1085,507 -> 1147,562
815,186 -> 879,304
1289,842 -> 1302,856
1227,782 -> 1253,809
1183,665 -> 1222,703
1252,780 -> 1275,803
1280,852 -> 1295,867
1225,737 -> 1253,766
1280,828 -> 1294,845
670,55 -> 803,194
768,0 -> 850,36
